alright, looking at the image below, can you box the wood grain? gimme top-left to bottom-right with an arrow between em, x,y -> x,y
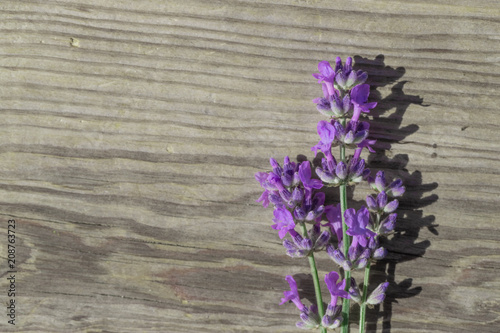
0,0 -> 499,332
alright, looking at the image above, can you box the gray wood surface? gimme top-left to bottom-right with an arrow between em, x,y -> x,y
0,0 -> 499,332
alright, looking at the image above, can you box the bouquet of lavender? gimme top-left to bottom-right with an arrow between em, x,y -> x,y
255,57 -> 405,333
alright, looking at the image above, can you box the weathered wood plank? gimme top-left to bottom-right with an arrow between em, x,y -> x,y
0,0 -> 499,332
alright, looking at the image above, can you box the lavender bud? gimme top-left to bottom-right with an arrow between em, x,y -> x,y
270,158 -> 282,174
344,130 -> 355,144
292,172 -> 301,187
283,239 -> 295,252
356,71 -> 368,85
294,207 -> 306,221
335,72 -> 347,88
355,257 -> 368,269
387,179 -> 405,197
348,243 -> 361,262
348,278 -> 362,303
345,57 -> 353,69
298,306 -> 320,329
373,247 -> 387,260
301,238 -> 313,251
376,191 -> 388,209
353,130 -> 368,144
374,171 -> 386,192
336,162 -> 347,180
324,303 -> 342,317
342,95 -> 351,113
354,249 -> 371,269
350,159 -> 365,177
322,314 -> 342,329
327,246 -> 352,271
345,70 -> 358,88
279,189 -> 292,203
292,188 -> 304,205
308,224 -> 321,239
384,199 -> 399,214
316,167 -> 337,184
366,282 -> 389,305
366,195 -> 377,211
269,192 -> 283,206
315,231 -> 331,250
295,322 -> 308,329
368,237 -> 379,250
379,213 -> 397,234
291,232 -> 304,246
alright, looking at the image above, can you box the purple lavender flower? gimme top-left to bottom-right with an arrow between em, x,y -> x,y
298,161 -> 323,190
368,170 -> 406,197
272,207 -> 296,239
323,204 -> 342,242
312,61 -> 336,96
345,207 -> 376,248
350,84 -> 377,122
280,275 -> 305,311
324,271 -> 350,305
311,120 -> 338,162
366,282 -> 390,305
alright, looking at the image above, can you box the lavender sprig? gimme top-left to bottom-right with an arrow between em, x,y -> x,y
254,56 -> 402,333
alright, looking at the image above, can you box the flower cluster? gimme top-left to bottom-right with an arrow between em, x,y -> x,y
254,57 -> 403,332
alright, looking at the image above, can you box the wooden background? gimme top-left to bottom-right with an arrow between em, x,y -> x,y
0,0 -> 499,332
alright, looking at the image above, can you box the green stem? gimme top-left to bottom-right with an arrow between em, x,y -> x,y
359,263 -> 371,333
300,223 -> 327,333
339,127 -> 351,333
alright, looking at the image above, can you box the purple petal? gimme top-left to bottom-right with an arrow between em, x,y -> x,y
318,61 -> 335,79
280,275 -> 306,310
351,84 -> 370,105
317,120 -> 336,144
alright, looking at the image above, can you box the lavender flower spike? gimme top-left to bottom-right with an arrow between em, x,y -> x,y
280,275 -> 306,311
